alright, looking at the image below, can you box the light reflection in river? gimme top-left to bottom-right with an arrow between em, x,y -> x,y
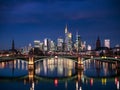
0,58 -> 120,90
35,57 -> 76,77
0,59 -> 28,77
83,59 -> 118,77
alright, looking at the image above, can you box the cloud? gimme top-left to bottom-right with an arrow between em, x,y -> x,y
0,1 -> 93,23
0,0 -> 120,25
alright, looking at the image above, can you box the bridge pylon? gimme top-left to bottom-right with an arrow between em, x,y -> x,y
28,55 -> 34,65
76,56 -> 84,70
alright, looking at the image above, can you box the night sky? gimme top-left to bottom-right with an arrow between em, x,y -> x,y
0,0 -> 120,50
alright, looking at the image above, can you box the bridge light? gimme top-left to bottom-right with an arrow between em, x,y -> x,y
91,56 -> 93,59
101,56 -> 104,59
101,56 -> 106,59
6,54 -> 9,56
115,57 -> 117,59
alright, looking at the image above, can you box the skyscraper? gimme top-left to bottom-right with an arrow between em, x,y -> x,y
50,40 -> 56,51
81,41 -> 86,50
57,38 -> 63,51
87,45 -> 91,50
28,43 -> 32,51
75,32 -> 81,52
65,24 -> 68,50
43,38 -> 49,51
104,39 -> 110,48
64,25 -> 72,51
96,36 -> 101,49
34,40 -> 40,48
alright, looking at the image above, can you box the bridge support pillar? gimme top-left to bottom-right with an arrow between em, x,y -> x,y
76,57 -> 84,70
29,56 -> 34,65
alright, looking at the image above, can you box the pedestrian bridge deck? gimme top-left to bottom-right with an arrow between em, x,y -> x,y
0,55 -> 120,63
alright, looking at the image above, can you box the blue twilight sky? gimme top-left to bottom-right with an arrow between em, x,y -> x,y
0,0 -> 120,50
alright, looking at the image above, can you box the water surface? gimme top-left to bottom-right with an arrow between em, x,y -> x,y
0,58 -> 120,90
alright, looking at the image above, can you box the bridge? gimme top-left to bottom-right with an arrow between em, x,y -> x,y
0,55 -> 120,70
1,55 -> 120,60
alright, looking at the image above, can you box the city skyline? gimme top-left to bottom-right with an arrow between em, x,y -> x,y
0,0 -> 120,49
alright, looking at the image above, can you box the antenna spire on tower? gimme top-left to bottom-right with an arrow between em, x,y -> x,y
65,24 -> 68,34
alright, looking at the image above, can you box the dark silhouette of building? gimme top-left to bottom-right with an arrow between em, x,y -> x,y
11,39 -> 17,55
95,47 -> 109,56
96,36 -> 101,49
12,40 -> 15,51
29,48 -> 44,56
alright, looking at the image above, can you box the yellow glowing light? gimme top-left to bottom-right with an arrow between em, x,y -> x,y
102,78 -> 107,85
101,56 -> 107,59
68,33 -> 72,38
29,57 -> 34,65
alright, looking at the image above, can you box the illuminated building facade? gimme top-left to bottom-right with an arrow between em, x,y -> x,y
81,41 -> 86,50
49,40 -> 56,51
75,32 -> 81,52
28,43 -> 32,51
34,40 -> 40,48
43,38 -> 53,51
57,38 -> 63,51
39,42 -> 43,51
64,25 -> 72,51
43,38 -> 48,51
104,39 -> 110,48
87,45 -> 91,50
74,32 -> 86,52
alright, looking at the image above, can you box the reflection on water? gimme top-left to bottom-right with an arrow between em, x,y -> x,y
0,60 -> 28,77
35,58 -> 76,77
0,58 -> 120,90
84,59 -> 119,77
